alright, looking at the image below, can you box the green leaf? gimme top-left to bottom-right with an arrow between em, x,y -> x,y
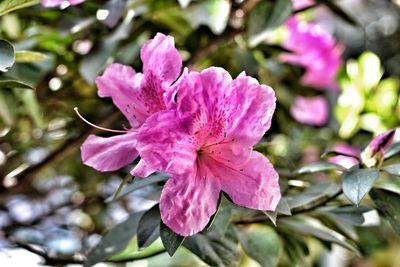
384,142 -> 400,160
185,0 -> 231,35
15,51 -> 48,63
248,0 -> 292,47
84,211 -> 145,267
318,0 -> 358,26
287,182 -> 341,210
0,40 -> 15,72
342,168 -> 379,206
107,174 -> 168,202
295,162 -> 346,174
318,205 -> 373,226
263,198 -> 291,226
280,217 -> 358,252
137,205 -> 161,249
239,224 -> 281,267
0,0 -> 39,17
160,221 -> 185,256
0,77 -> 34,89
370,188 -> 400,235
183,226 -> 240,267
382,164 -> 400,176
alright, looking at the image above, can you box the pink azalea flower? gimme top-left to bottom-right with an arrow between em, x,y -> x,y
361,129 -> 396,167
327,143 -> 360,169
135,67 -> 281,236
41,0 -> 85,7
281,16 -> 343,91
79,33 -> 182,175
291,0 -> 315,11
290,95 -> 329,126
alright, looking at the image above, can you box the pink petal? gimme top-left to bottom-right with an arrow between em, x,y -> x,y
41,0 -> 65,7
282,16 -> 342,91
130,159 -> 158,177
141,33 -> 182,86
368,129 -> 396,155
136,110 -> 197,175
160,170 -> 221,236
210,151 -> 281,211
174,67 -> 236,144
81,132 -> 138,172
96,64 -> 146,128
327,143 -> 360,169
228,74 -> 276,145
290,96 -> 329,126
291,0 -> 315,11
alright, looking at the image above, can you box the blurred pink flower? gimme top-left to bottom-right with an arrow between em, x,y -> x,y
327,143 -> 360,169
361,129 -> 396,167
281,16 -> 343,91
41,0 -> 85,7
136,67 -> 281,236
290,95 -> 329,126
292,0 -> 315,11
80,33 -> 182,175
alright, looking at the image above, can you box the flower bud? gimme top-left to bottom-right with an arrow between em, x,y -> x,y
361,129 -> 396,167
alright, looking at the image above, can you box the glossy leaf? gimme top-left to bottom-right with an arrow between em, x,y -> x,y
0,40 -> 15,72
342,168 -> 379,206
0,0 -> 39,17
160,221 -> 185,256
288,182 -> 341,210
295,162 -> 346,174
382,164 -> 400,176
183,226 -> 240,267
84,211 -> 145,267
281,217 -> 358,252
384,142 -> 400,160
239,224 -> 282,267
15,51 -> 48,63
0,77 -> 34,89
248,0 -> 292,47
137,205 -> 161,249
370,188 -> 400,234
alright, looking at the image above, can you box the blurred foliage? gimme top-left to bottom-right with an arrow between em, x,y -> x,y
0,0 -> 400,267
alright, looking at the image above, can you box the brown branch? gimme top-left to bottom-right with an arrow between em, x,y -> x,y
235,189 -> 343,225
12,240 -> 166,265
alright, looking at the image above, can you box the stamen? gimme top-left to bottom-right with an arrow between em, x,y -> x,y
74,107 -> 129,133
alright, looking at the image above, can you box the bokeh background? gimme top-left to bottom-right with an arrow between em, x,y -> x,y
0,0 -> 400,266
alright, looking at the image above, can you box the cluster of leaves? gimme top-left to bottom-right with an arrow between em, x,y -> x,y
0,0 -> 400,267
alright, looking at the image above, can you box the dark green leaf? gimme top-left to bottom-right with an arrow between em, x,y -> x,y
0,77 -> 34,89
160,221 -> 185,256
206,206 -> 232,235
239,224 -> 281,267
183,226 -> 240,267
288,182 -> 341,210
0,0 -> 39,17
276,197 -> 292,215
384,142 -> 400,160
342,168 -> 379,205
295,162 -> 346,174
318,205 -> 373,226
281,235 -> 309,266
137,205 -> 161,249
0,40 -> 15,72
248,0 -> 292,47
382,164 -> 400,176
280,217 -> 358,252
370,188 -> 400,234
84,211 -> 145,267
15,51 -> 48,63
318,0 -> 358,26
